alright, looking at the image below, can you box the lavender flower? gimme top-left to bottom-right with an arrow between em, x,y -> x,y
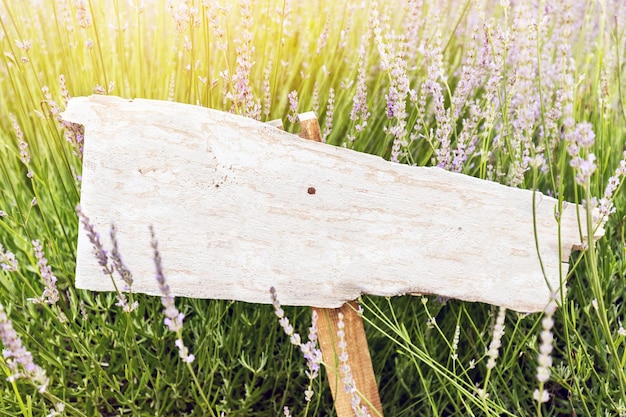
338,3 -> 355,49
76,205 -> 109,271
287,90 -> 298,124
450,103 -> 481,173
262,62 -> 272,118
302,310 -> 321,401
270,287 -> 321,402
79,301 -> 87,320
110,224 -> 138,312
571,122 -> 596,150
58,0 -> 73,32
15,39 -> 31,52
421,29 -> 451,168
46,402 -> 65,417
208,2 -> 229,52
337,312 -> 370,417
30,240 -> 59,305
0,303 -> 49,393
270,287 -> 298,344
9,114 -> 30,166
0,244 -> 18,272
370,1 -> 388,69
315,19 -> 329,55
486,307 -> 506,370
174,339 -> 194,364
166,0 -> 199,33
565,122 -> 597,186
450,324 -> 461,361
110,224 -> 133,289
322,88 -> 335,143
570,154 -> 597,186
76,207 -> 137,312
350,31 -> 371,139
59,74 -> 70,105
150,226 -> 194,364
598,151 -> 626,217
402,0 -> 424,65
73,0 -> 92,29
383,33 -> 411,164
39,80 -> 84,158
311,82 -> 320,115
534,293 -> 557,403
226,0 -> 261,119
273,1 -> 292,46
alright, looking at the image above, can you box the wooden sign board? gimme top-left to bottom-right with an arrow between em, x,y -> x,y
61,95 -> 601,313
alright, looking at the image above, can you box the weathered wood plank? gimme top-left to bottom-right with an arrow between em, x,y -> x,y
61,95 -> 601,312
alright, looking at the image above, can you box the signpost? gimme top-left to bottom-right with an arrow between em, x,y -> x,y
279,112 -> 383,416
61,95 -> 603,416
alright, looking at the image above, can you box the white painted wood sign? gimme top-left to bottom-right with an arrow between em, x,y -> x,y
61,95 -> 602,313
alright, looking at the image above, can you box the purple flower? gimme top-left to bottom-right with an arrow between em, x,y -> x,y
573,122 -> 596,149
175,339 -> 195,364
74,0 -> 92,29
30,240 -> 59,305
9,114 -> 30,166
151,227 -> 183,332
270,287 -> 322,402
570,153 -> 597,186
597,151 -> 626,217
315,19 -> 329,55
225,0 -> 260,120
76,208 -> 138,312
336,312 -> 370,416
380,33 -> 411,164
350,33 -> 371,138
486,307 -> 507,370
62,121 -> 85,158
76,206 -> 109,271
322,88 -> 335,143
150,227 -> 194,363
262,63 -> 273,118
534,292 -> 557,403
0,244 -> 18,272
287,90 -> 299,124
110,224 -> 133,289
0,303 -> 49,393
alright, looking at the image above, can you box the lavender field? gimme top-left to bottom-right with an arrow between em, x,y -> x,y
1,1 -> 626,415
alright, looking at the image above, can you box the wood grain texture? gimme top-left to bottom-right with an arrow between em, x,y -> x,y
61,95 -> 603,312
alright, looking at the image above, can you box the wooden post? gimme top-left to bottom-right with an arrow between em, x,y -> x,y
297,113 -> 384,417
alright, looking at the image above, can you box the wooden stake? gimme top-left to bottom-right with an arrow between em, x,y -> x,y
313,302 -> 383,416
297,113 -> 384,417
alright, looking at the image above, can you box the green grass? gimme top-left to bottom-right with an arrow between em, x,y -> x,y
1,0 -> 626,415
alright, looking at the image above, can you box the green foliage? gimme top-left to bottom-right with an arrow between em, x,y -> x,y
1,0 -> 625,416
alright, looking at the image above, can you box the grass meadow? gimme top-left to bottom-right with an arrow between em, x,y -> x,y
1,0 -> 626,415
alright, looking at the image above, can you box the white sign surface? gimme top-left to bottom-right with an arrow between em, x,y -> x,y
62,95 -> 599,312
